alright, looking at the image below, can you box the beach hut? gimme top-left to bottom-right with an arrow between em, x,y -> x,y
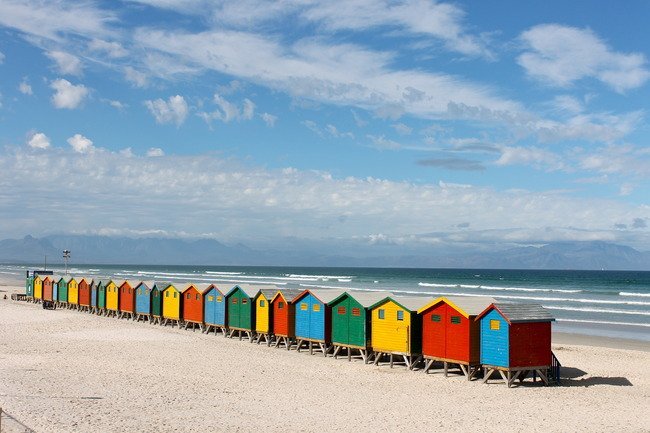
25,274 -> 34,300
253,285 -> 280,345
90,280 -> 99,314
270,289 -> 302,349
118,280 -> 138,320
42,276 -> 54,302
33,275 -> 43,303
134,281 -> 154,322
225,284 -> 257,341
418,296 -> 495,379
96,280 -> 107,315
368,295 -> 429,369
292,289 -> 344,355
57,277 -> 69,307
182,283 -> 210,330
477,303 -> 557,387
329,290 -> 392,362
161,282 -> 186,327
52,276 -> 60,304
203,285 -> 228,335
67,277 -> 79,310
150,283 -> 164,325
78,278 -> 93,312
105,280 -> 120,317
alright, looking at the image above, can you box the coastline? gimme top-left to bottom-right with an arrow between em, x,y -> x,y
1,283 -> 649,432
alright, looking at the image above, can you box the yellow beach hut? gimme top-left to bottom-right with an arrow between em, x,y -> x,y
105,280 -> 121,317
67,277 -> 79,309
368,295 -> 431,369
253,285 -> 280,345
161,282 -> 187,327
33,275 -> 43,303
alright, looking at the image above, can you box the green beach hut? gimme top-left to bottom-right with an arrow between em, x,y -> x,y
97,280 -> 107,315
329,290 -> 392,363
150,283 -> 164,324
225,284 -> 257,341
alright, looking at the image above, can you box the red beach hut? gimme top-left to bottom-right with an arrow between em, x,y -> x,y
182,283 -> 209,330
118,280 -> 137,320
42,276 -> 54,302
78,278 -> 93,312
270,289 -> 302,349
418,296 -> 494,379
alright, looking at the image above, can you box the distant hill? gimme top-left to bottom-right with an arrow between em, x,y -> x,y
0,235 -> 649,270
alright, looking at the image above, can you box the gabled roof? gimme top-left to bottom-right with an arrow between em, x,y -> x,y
293,288 -> 346,304
136,280 -> 155,290
163,282 -> 189,292
203,284 -> 227,295
226,284 -> 258,298
270,289 -> 303,303
331,290 -> 394,308
369,295 -> 433,312
191,283 -> 212,293
476,303 -> 555,323
417,296 -> 495,317
121,280 -> 139,288
254,286 -> 280,300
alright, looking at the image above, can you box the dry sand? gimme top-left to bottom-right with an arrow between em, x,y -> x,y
1,284 -> 649,433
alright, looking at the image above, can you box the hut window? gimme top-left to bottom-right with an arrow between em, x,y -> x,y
208,296 -> 214,301
217,296 -> 223,302
300,303 -> 308,311
233,298 -> 238,304
242,299 -> 248,304
431,314 -> 441,322
260,300 -> 266,307
397,310 -> 404,321
378,309 -> 385,319
490,319 -> 500,331
313,304 -> 320,312
196,294 -> 200,301
278,302 -> 285,309
187,293 -> 191,299
173,292 -> 177,299
128,288 -> 132,294
352,308 -> 361,316
154,292 -> 158,297
337,306 -> 346,315
165,291 -> 169,297
451,316 -> 461,324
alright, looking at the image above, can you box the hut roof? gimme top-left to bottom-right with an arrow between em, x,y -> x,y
369,295 -> 432,312
255,286 -> 280,300
192,283 -> 213,293
122,280 -> 140,288
136,280 -> 154,290
417,295 -> 495,317
227,284 -> 258,298
478,303 -> 555,323
164,282 -> 188,292
271,288 -> 303,303
203,284 -> 226,295
333,290 -> 394,308
294,288 -> 346,304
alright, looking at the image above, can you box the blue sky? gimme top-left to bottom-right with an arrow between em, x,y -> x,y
0,0 -> 649,252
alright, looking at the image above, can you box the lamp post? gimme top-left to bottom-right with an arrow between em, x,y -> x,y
63,250 -> 71,275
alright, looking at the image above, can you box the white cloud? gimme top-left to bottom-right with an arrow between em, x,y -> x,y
551,95 -> 583,115
124,66 -> 148,87
105,99 -> 126,110
46,51 -> 83,76
0,51 -> 4,63
27,132 -> 50,149
518,24 -> 650,93
50,78 -> 89,109
198,94 -> 256,124
1,146 -> 648,247
145,95 -> 189,126
391,122 -> 413,135
146,147 -> 165,157
88,39 -> 127,58
67,134 -> 94,153
260,112 -> 277,127
302,120 -> 354,139
578,144 -> 650,178
120,147 -> 134,157
18,80 -> 33,95
495,146 -> 565,171
0,0 -> 115,42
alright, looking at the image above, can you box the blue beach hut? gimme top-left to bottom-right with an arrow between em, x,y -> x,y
52,275 -> 61,304
204,284 -> 228,335
90,280 -> 98,313
135,281 -> 155,322
292,289 -> 344,355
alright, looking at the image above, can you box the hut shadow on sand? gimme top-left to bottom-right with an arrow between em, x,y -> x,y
559,367 -> 633,387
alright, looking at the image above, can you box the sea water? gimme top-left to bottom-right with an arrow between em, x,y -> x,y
3,264 -> 648,341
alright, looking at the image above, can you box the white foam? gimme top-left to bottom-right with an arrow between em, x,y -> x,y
620,292 -> 650,298
205,271 -> 243,275
556,318 -> 650,328
418,282 -> 582,294
287,274 -> 353,279
547,305 -> 650,316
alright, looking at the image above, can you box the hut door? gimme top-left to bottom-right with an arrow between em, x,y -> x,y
429,304 -> 446,357
333,298 -> 349,345
395,324 -> 409,353
230,294 -> 241,328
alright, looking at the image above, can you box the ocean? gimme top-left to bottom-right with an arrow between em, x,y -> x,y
3,264 -> 649,341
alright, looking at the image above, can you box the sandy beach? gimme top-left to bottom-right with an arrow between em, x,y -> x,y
1,282 -> 649,433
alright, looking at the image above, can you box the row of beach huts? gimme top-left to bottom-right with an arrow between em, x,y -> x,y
24,273 -> 560,387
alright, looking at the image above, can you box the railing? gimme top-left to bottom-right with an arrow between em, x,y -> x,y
0,407 -> 36,433
550,351 -> 562,384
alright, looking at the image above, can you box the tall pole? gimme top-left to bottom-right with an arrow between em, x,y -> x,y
44,255 -> 47,271
63,250 -> 71,275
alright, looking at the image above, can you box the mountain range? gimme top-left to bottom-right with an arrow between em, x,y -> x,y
1,234 -> 649,270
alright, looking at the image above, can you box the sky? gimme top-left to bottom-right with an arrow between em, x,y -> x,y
0,0 -> 649,254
